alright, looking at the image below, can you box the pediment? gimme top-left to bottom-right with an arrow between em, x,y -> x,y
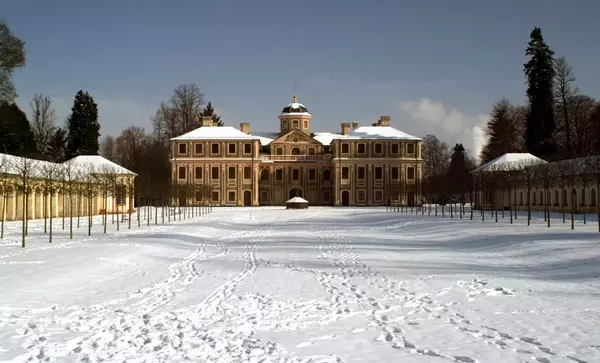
271,129 -> 322,145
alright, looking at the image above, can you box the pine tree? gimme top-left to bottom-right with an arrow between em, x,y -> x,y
202,102 -> 223,126
480,99 -> 525,163
0,101 -> 37,157
524,27 -> 556,159
65,90 -> 100,159
447,144 -> 471,199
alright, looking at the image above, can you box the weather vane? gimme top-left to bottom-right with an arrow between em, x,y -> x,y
294,77 -> 298,95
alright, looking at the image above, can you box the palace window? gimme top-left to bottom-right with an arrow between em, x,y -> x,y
195,166 -> 203,180
195,190 -> 202,202
276,169 -> 283,181
178,143 -> 187,154
244,167 -> 251,180
293,120 -> 299,128
374,143 -> 383,154
228,167 -> 236,180
211,143 -> 219,154
357,143 -> 366,154
116,185 -> 125,205
341,143 -> 350,154
228,143 -> 236,154
211,191 -> 219,202
244,143 -> 252,154
228,191 -> 236,202
357,166 -> 365,180
291,147 -> 300,155
407,167 -> 415,180
323,169 -> 331,181
292,169 -> 300,181
178,166 -> 186,180
304,120 -> 308,129
276,147 -> 283,155
554,190 -> 559,206
375,167 -> 383,180
211,166 -> 219,180
283,120 -> 288,129
407,143 -> 415,154
194,143 -> 203,154
342,167 -> 349,180
261,169 -> 269,181
309,147 -> 316,155
391,143 -> 399,154
374,190 -> 383,202
391,167 -> 399,180
308,168 -> 316,181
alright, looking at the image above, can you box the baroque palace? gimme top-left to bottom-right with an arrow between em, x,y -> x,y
170,95 -> 423,207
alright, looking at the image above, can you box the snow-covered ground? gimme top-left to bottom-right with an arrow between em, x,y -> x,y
1,207 -> 599,363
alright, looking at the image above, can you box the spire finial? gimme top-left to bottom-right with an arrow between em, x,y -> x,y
293,77 -> 298,103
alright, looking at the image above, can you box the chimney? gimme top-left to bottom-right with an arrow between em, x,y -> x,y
240,122 -> 250,134
201,116 -> 213,127
351,121 -> 359,130
341,122 -> 351,135
378,116 -> 390,127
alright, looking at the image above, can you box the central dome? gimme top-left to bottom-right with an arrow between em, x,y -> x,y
281,95 -> 310,114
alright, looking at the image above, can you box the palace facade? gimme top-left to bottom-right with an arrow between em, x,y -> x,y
170,96 -> 423,207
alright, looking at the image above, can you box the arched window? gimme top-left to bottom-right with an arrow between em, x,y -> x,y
291,147 -> 300,155
323,169 -> 331,181
532,191 -> 537,205
581,188 -> 586,206
562,189 -> 567,206
539,191 -> 543,206
591,189 -> 597,207
554,190 -> 559,206
260,169 -> 269,181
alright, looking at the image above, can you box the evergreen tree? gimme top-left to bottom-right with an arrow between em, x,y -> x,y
480,99 -> 525,163
447,143 -> 471,198
65,90 -> 100,159
0,101 -> 37,157
49,127 -> 67,162
202,102 -> 223,126
524,27 -> 556,159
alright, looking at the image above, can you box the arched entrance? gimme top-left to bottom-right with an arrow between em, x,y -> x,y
341,190 -> 350,206
289,188 -> 303,199
243,190 -> 252,207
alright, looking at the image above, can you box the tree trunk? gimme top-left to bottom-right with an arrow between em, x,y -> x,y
77,193 -> 81,229
43,192 -> 47,234
88,196 -> 92,236
527,185 -> 531,226
1,194 -> 6,239
69,192 -> 73,240
62,190 -> 65,230
49,191 -> 54,243
104,191 -> 108,234
22,190 -> 27,248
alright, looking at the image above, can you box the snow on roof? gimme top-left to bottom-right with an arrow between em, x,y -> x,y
476,153 -> 547,172
67,155 -> 136,175
171,126 -> 261,141
0,153 -> 136,179
250,132 -> 279,146
313,126 -> 421,146
286,196 -> 308,203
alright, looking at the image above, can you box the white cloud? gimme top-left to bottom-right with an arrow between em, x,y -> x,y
399,98 -> 488,160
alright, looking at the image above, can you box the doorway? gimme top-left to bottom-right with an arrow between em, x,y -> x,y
243,190 -> 252,207
341,190 -> 350,206
289,188 -> 303,199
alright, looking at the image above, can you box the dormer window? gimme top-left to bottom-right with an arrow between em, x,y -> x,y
283,120 -> 288,129
303,120 -> 308,129
292,120 -> 299,128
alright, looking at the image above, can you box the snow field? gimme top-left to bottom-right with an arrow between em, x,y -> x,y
0,207 -> 599,362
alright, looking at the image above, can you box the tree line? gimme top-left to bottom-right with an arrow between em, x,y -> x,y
421,27 -> 600,205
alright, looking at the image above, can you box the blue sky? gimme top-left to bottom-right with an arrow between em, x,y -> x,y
4,0 -> 600,157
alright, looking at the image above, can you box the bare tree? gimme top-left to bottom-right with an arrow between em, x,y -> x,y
0,155 -> 10,238
83,163 -> 98,236
553,57 -> 577,159
29,94 -> 57,159
12,156 -> 38,247
98,165 -> 116,233
62,159 -> 77,239
152,84 -> 205,146
99,135 -> 117,162
0,20 -> 26,102
41,162 -> 62,243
